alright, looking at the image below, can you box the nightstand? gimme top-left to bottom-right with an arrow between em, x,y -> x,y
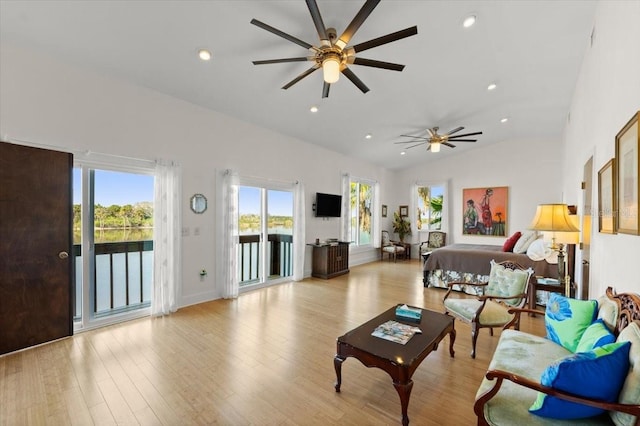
528,277 -> 575,312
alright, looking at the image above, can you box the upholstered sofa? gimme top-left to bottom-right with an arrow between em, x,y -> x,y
474,287 -> 640,425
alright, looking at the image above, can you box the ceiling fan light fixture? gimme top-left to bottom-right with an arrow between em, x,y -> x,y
322,54 -> 341,84
431,142 -> 441,153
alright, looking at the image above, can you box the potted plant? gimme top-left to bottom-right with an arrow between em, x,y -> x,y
392,211 -> 412,242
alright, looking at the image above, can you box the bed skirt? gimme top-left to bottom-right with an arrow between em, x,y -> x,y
423,269 -> 488,295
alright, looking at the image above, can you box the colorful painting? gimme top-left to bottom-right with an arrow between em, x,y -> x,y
462,186 -> 508,236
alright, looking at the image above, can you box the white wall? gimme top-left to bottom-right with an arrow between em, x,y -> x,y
561,1 -> 640,296
0,42 -> 393,307
394,137 -> 563,249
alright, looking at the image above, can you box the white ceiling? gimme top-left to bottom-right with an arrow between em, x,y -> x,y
0,1 -> 597,170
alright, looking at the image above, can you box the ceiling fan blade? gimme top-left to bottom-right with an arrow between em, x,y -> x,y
425,144 -> 431,152
336,0 -> 381,49
282,65 -> 320,90
251,19 -> 316,51
341,67 -> 370,93
305,0 -> 330,46
252,57 -> 311,65
449,131 -> 483,138
442,142 -> 456,148
444,126 -> 464,136
405,142 -> 427,149
426,128 -> 435,137
322,82 -> 330,98
446,139 -> 476,142
352,57 -> 405,71
351,26 -> 418,53
400,134 -> 429,140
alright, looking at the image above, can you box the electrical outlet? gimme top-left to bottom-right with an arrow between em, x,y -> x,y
194,226 -> 200,236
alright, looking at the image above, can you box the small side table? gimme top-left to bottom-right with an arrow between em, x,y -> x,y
528,277 -> 575,313
392,241 -> 411,259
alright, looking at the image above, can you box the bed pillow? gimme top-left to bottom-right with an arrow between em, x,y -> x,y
526,238 -> 551,261
513,231 -> 538,253
529,341 -> 631,419
502,231 -> 521,252
575,319 -> 616,352
545,293 -> 598,352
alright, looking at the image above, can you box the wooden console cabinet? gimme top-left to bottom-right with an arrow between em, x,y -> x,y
310,242 -> 350,279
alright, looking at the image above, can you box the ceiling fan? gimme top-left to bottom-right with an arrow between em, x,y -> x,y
395,127 -> 483,152
251,0 -> 417,98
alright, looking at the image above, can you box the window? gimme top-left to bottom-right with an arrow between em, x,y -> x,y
416,184 -> 444,231
350,179 -> 374,246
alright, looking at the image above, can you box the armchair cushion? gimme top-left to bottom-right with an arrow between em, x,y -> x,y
545,293 -> 598,353
529,341 -> 631,419
443,299 -> 514,326
575,319 -> 616,353
610,321 -> 640,426
486,260 -> 531,307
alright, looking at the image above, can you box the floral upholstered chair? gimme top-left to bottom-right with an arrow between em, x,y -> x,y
443,260 -> 534,358
419,231 -> 446,260
381,230 -> 405,262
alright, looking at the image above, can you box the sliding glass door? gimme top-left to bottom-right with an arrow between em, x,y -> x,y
237,185 -> 293,288
73,165 -> 154,329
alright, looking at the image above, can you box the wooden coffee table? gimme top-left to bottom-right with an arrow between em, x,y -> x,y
334,305 -> 455,425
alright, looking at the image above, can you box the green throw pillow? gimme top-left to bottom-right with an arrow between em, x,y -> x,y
545,293 -> 597,352
575,318 -> 616,353
529,341 -> 631,419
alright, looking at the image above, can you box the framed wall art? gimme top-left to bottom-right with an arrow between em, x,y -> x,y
382,205 -> 388,218
399,205 -> 408,217
615,111 -> 640,235
462,186 -> 508,236
597,158 -> 616,234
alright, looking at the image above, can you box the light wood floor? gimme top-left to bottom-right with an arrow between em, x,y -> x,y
1,259 -> 545,425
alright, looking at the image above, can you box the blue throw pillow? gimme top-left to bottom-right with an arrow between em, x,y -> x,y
529,341 -> 631,419
575,318 -> 616,352
545,293 -> 597,352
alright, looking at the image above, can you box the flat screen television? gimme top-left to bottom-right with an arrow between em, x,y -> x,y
315,192 -> 342,217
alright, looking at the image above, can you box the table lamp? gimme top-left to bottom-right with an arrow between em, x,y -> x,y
529,204 -> 580,296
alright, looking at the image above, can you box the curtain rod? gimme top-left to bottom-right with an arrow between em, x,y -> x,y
4,135 -> 156,165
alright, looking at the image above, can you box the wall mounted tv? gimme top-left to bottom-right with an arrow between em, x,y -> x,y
315,193 -> 342,217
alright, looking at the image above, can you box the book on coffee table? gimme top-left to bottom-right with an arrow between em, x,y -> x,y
371,320 -> 422,345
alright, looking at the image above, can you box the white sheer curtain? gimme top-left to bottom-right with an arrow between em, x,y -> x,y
152,160 -> 182,316
410,182 -> 418,243
372,182 -> 381,248
292,181 -> 305,281
340,173 -> 351,242
222,169 -> 239,298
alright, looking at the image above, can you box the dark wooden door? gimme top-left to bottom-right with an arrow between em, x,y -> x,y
0,141 -> 73,355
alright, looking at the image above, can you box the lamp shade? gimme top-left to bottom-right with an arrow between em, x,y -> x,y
529,204 -> 580,232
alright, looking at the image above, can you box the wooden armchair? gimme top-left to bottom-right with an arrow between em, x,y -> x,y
419,231 -> 446,259
381,230 -> 405,262
443,260 -> 533,358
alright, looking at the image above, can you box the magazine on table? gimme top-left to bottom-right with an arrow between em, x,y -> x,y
371,320 -> 422,345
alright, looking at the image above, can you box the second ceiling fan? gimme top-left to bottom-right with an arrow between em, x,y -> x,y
395,127 -> 483,152
251,0 -> 418,98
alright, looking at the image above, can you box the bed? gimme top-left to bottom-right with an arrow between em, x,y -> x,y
423,243 -> 559,295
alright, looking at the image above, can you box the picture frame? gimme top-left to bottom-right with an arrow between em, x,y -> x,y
615,111 -> 640,235
597,158 -> 616,234
462,186 -> 508,236
382,205 -> 388,218
399,205 -> 408,217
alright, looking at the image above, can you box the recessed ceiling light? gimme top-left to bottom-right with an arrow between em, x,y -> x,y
487,83 -> 497,91
501,117 -> 509,123
462,15 -> 477,28
365,133 -> 372,139
400,151 -> 406,156
198,49 -> 212,61
310,106 -> 318,113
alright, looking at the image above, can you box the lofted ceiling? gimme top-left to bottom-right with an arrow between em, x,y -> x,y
0,1 -> 597,170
